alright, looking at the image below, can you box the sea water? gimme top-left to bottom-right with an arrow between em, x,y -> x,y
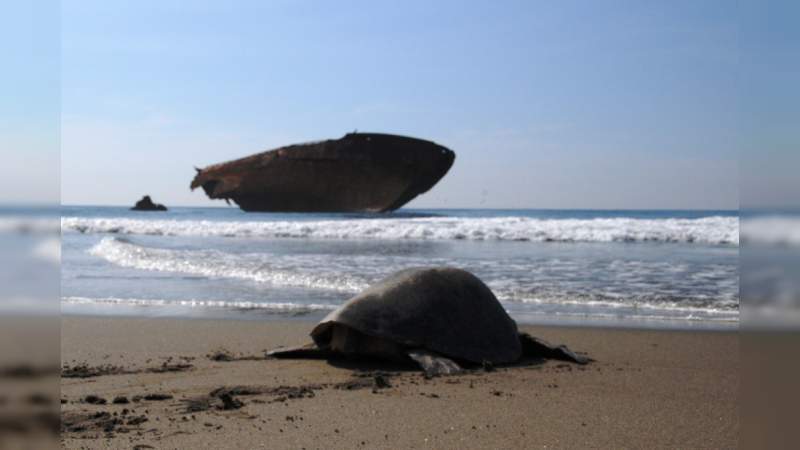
60,206 -> 739,329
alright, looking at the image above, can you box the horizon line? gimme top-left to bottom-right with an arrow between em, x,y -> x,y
58,203 -> 741,212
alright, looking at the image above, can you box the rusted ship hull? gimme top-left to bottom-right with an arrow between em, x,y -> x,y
190,133 -> 455,213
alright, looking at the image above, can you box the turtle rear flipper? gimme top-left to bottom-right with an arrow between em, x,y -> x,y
519,333 -> 590,365
267,342 -> 334,359
407,349 -> 463,377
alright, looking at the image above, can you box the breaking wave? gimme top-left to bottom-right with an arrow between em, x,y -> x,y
0,216 -> 61,234
61,296 -> 337,314
86,237 -> 738,321
88,237 -> 370,293
741,216 -> 800,247
64,216 -> 739,245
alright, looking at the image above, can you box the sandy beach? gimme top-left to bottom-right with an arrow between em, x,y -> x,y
60,317 -> 738,449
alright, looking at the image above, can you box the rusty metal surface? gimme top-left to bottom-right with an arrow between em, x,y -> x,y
190,133 -> 455,212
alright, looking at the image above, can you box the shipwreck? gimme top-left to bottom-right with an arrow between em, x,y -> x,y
190,132 -> 455,213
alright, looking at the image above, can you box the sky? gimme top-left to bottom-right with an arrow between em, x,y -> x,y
0,1 -> 60,204
10,1 -> 792,209
739,1 -> 800,209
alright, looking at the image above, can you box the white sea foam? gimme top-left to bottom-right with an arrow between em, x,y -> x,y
0,216 -> 61,234
63,215 -> 739,245
86,237 -> 738,320
503,293 -> 738,316
509,310 -> 739,324
741,216 -> 800,247
33,237 -> 61,264
61,296 -> 336,314
61,295 -> 738,323
88,237 -> 370,293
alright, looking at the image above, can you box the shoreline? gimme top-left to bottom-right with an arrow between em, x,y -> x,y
61,315 -> 739,449
60,308 -> 739,332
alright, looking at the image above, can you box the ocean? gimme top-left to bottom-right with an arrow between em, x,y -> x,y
60,206 -> 740,329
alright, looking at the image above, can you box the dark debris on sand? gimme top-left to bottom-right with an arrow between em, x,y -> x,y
61,411 -> 149,435
84,395 -> 107,405
0,364 -> 60,379
207,349 -> 236,362
142,394 -> 173,401
207,348 -> 265,362
0,411 -> 60,435
188,385 -> 320,412
341,371 -> 397,392
183,397 -> 214,413
218,393 -> 244,410
373,374 -> 392,389
147,363 -> 193,374
62,364 -> 127,379
61,362 -> 193,379
180,374 -> 397,414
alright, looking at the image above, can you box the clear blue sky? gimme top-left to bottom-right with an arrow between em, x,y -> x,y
12,1 -> 783,209
739,1 -> 800,208
0,1 -> 59,204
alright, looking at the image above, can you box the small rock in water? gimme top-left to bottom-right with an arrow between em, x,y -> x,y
131,195 -> 167,211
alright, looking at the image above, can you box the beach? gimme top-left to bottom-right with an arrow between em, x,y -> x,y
61,316 -> 738,449
58,207 -> 740,448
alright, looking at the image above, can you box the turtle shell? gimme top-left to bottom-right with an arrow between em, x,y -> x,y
311,267 -> 522,364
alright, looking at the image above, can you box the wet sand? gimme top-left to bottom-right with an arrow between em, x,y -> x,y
60,317 -> 738,449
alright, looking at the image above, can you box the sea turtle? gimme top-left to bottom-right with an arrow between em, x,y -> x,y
269,267 -> 589,376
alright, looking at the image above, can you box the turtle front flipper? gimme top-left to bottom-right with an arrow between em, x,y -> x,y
518,333 -> 590,365
407,350 -> 463,377
267,342 -> 335,359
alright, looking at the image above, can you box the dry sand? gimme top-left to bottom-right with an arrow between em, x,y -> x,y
60,317 -> 738,449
